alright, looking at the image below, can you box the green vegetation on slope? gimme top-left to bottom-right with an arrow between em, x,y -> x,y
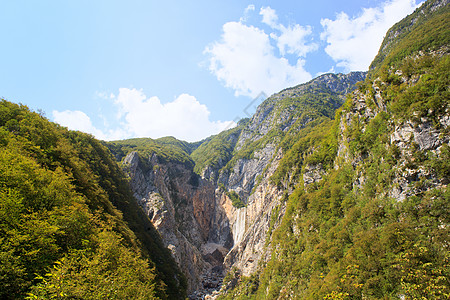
155,136 -> 201,155
370,0 -> 450,73
223,87 -> 348,174
191,121 -> 245,175
188,73 -> 363,187
0,100 -> 186,299
220,53 -> 449,300
219,1 -> 449,298
270,117 -> 338,188
227,190 -> 246,208
218,184 -> 246,208
107,136 -> 195,169
386,53 -> 448,123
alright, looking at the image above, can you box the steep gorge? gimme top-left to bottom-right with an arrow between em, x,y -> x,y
109,71 -> 367,297
0,1 -> 447,299
105,0 -> 449,298
218,0 -> 449,298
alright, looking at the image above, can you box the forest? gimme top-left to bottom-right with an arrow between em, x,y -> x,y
0,100 -> 186,299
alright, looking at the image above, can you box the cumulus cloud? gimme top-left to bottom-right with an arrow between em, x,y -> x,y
241,4 -> 256,22
52,110 -> 126,141
274,24 -> 317,57
113,88 -> 232,141
52,90 -> 233,142
260,7 -> 318,57
260,6 -> 278,27
320,0 -> 421,71
204,6 -> 316,98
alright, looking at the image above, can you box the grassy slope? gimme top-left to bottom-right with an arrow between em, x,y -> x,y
370,0 -> 450,73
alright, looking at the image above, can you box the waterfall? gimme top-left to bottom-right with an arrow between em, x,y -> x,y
232,207 -> 247,246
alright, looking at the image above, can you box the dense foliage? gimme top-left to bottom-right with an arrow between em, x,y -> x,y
189,73 -> 362,184
0,100 -> 186,299
219,0 -> 449,298
270,117 -> 337,188
370,0 -> 449,73
191,125 -> 244,175
107,137 -> 195,169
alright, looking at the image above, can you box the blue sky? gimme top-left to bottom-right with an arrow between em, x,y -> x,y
0,0 -> 422,141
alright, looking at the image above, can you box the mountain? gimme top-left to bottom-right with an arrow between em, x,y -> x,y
217,0 -> 449,298
0,100 -> 186,299
107,0 -> 449,299
106,71 -> 366,296
1,0 -> 448,299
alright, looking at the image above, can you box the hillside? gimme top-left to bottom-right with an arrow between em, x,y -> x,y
194,71 -> 366,201
108,71 -> 367,297
1,0 -> 448,299
219,0 -> 449,298
104,0 -> 448,298
0,100 -> 186,299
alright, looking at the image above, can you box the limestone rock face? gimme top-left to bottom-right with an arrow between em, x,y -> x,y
224,175 -> 284,276
218,144 -> 276,201
123,151 -> 223,293
121,71 -> 367,298
336,60 -> 449,202
391,117 -> 445,151
387,114 -> 449,200
303,163 -> 325,187
118,3 -> 448,298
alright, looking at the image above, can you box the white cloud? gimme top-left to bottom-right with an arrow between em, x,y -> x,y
320,0 -> 421,71
244,4 -> 255,13
113,88 -> 232,142
204,6 -> 316,98
52,110 -> 126,141
260,6 -> 317,57
53,90 -> 234,142
260,6 -> 278,27
274,24 -> 317,56
241,4 -> 256,22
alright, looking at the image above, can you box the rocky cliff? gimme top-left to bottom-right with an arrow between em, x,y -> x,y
107,1 -> 448,298
205,71 -> 366,278
217,0 -> 449,298
122,151 -> 220,293
109,71 -> 366,297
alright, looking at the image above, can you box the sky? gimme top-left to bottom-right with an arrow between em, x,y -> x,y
0,0 -> 423,142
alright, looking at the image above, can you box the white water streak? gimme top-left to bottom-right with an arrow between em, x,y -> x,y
232,207 -> 247,246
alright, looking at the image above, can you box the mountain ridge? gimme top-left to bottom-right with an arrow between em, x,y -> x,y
0,0 -> 448,299
108,0 -> 448,298
110,70 -> 368,297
